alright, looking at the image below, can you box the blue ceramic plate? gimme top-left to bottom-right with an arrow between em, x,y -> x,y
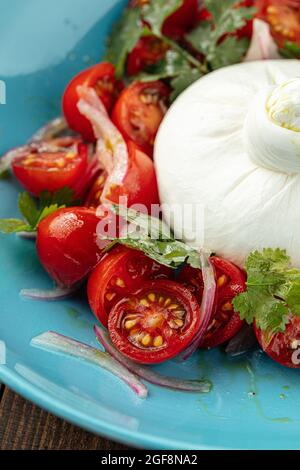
1,0 -> 300,450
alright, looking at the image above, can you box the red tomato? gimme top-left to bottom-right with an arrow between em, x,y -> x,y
105,141 -> 160,210
112,81 -> 169,156
177,257 -> 245,349
254,316 -> 300,368
88,246 -> 171,327
12,138 -> 88,196
37,207 -> 114,287
108,280 -> 201,364
85,171 -> 107,208
257,0 -> 300,48
127,36 -> 169,76
62,63 -> 122,142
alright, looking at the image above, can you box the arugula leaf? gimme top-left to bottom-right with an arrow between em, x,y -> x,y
104,7 -> 144,78
233,249 -> 300,337
142,0 -> 183,35
106,206 -> 202,270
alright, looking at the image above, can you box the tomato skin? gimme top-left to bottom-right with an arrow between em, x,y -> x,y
108,279 -> 201,364
162,0 -> 199,38
88,246 -> 171,327
254,317 -> 300,369
12,140 -> 88,196
127,36 -> 169,76
37,207 -> 108,288
106,140 -> 160,210
112,81 -> 169,156
62,63 -> 122,142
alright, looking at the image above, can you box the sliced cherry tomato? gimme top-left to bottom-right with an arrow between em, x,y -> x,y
88,246 -> 171,327
127,36 -> 169,76
84,171 -> 107,208
254,316 -> 300,368
108,279 -> 201,364
257,0 -> 300,48
105,140 -> 160,210
12,138 -> 88,196
62,63 -> 122,142
112,81 -> 169,156
177,257 -> 245,349
37,207 -> 114,287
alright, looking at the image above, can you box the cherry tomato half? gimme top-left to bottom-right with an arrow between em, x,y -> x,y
177,257 -> 245,349
112,81 -> 169,156
88,246 -> 171,327
85,171 -> 107,208
127,36 -> 169,76
37,207 -> 114,287
12,138 -> 88,196
62,62 -> 122,142
257,0 -> 300,48
254,316 -> 300,369
108,279 -> 201,364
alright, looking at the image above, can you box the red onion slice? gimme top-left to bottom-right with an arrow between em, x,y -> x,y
181,252 -> 217,360
20,286 -> 78,301
225,324 -> 258,358
31,331 -> 148,398
77,86 -> 129,205
29,117 -> 70,143
94,326 -> 211,393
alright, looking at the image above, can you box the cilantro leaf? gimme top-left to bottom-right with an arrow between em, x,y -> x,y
39,186 -> 76,208
206,0 -> 255,37
142,0 -> 183,35
280,41 -> 300,59
104,7 -> 144,78
209,36 -> 249,69
0,219 -> 30,234
170,67 -> 203,100
233,249 -> 300,337
18,192 -> 40,227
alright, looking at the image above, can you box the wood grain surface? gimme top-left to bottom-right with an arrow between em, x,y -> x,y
0,385 -> 131,450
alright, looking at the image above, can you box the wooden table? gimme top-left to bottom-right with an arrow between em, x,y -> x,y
0,384 -> 130,450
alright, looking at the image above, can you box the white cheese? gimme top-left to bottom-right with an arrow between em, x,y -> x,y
154,60 -> 300,268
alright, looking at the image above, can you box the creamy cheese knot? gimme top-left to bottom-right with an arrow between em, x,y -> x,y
244,78 -> 300,174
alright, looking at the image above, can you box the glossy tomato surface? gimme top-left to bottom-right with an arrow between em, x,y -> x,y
12,139 -> 88,196
255,316 -> 300,369
108,280 -> 201,364
37,207 -> 109,287
112,81 -> 169,156
62,62 -> 122,141
88,246 -> 171,327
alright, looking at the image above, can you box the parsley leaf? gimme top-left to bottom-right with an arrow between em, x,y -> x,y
0,219 -> 30,234
280,41 -> 300,59
233,249 -> 300,337
142,0 -> 183,35
104,7 -> 144,78
18,192 -> 40,227
209,36 -> 249,70
170,67 -> 203,100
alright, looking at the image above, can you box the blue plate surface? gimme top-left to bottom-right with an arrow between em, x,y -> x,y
1,0 -> 300,450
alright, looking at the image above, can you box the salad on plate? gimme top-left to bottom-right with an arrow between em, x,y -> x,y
2,0 -> 300,398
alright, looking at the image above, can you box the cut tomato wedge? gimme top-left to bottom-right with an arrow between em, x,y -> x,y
112,81 -> 170,156
12,138 -> 88,196
87,246 -> 171,328
62,62 -> 122,141
108,280 -> 201,364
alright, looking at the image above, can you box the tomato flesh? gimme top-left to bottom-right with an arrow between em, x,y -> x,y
255,316 -> 300,369
62,62 -> 122,142
37,207 -> 110,288
12,139 -> 88,196
112,81 -> 169,156
108,280 -> 201,364
88,246 -> 171,327
127,36 -> 169,76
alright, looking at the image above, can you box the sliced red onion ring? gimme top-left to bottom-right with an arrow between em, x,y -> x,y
29,117 -> 70,143
181,252 -> 217,361
16,231 -> 37,240
94,326 -> 211,393
20,286 -> 78,301
225,324 -> 258,358
77,86 -> 128,205
31,331 -> 147,398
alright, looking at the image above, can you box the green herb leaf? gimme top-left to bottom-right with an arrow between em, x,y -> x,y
39,186 -> 76,208
0,219 -> 30,234
18,192 -> 39,226
104,7 -> 144,78
280,41 -> 300,59
233,249 -> 300,337
209,36 -> 250,70
206,0 -> 255,37
170,67 -> 203,101
142,0 -> 183,35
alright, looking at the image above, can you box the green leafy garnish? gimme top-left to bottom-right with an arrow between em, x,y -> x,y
105,206 -> 203,270
280,41 -> 300,59
0,187 -> 76,234
142,0 -> 183,35
186,0 -> 255,70
104,7 -> 144,78
233,249 -> 300,338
